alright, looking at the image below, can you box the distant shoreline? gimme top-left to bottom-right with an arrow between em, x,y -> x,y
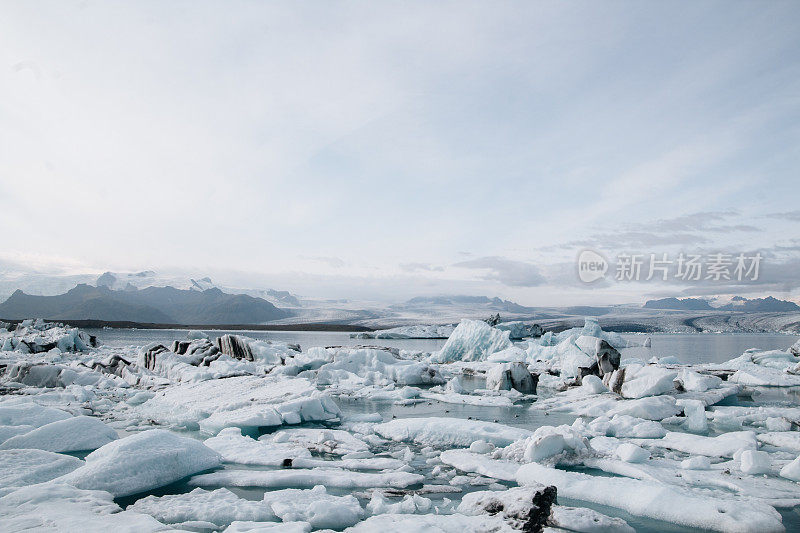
0,318 -> 373,332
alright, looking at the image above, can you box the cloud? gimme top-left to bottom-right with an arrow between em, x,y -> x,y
563,231 -> 709,250
644,211 -> 760,233
400,262 -> 444,272
304,256 -> 346,268
454,256 -> 545,287
762,210 -> 800,222
550,211 -> 761,251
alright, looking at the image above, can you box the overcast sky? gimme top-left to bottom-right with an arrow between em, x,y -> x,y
1,1 -> 799,305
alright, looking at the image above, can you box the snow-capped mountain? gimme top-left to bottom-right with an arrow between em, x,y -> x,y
94,272 -> 302,308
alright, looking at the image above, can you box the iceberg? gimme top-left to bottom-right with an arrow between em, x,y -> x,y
485,362 -> 537,393
430,320 -> 512,363
0,320 -> 96,354
316,347 -> 443,388
495,322 -> 544,340
616,364 -> 678,399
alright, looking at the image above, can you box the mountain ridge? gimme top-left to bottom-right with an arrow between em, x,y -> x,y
644,296 -> 799,312
0,284 -> 291,325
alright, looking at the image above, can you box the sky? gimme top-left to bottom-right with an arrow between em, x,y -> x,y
1,1 -> 799,306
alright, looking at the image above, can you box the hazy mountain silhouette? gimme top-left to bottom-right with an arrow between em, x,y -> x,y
0,284 -> 291,324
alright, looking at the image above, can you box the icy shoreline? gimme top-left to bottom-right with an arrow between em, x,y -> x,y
1,318 -> 799,532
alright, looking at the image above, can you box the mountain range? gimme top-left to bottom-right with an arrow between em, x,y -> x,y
0,284 -> 291,325
392,295 -> 539,314
644,296 -> 800,312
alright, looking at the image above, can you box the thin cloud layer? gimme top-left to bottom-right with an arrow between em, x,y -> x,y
1,2 -> 799,305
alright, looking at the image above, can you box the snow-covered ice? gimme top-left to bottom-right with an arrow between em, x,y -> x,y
190,468 -> 424,490
0,415 -> 117,452
0,448 -> 84,493
517,462 -> 785,532
0,483 -> 169,532
374,416 -> 531,447
56,429 -> 222,497
128,487 -> 276,527
3,318 -> 800,532
130,375 -> 339,434
262,485 -> 364,529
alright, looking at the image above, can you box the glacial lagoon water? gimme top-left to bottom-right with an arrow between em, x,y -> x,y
88,328 -> 799,365
86,328 -> 800,532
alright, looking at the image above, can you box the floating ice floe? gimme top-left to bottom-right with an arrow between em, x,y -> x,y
780,455 -> 800,481
614,364 -> 678,399
374,417 -> 531,448
457,485 -> 556,531
315,347 -> 443,389
708,346 -> 800,387
0,415 -> 117,452
583,414 -> 667,438
56,429 -> 222,497
190,468 -> 424,490
130,375 -> 339,434
0,319 -> 97,354
641,430 -> 757,458
524,328 -> 623,382
0,403 -> 72,428
4,317 -> 800,532
0,483 -> 169,532
3,361 -> 125,389
128,487 -> 277,528
366,491 -> 433,515
0,448 -> 84,495
740,449 -> 772,474
262,427 -> 371,455
343,513 -> 513,532
517,462 -> 785,532
203,427 -> 313,465
224,521 -> 311,533
351,324 -> 455,339
758,431 -> 800,452
439,449 -> 520,481
549,505 -> 635,533
262,485 -> 364,529
135,337 -> 301,384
